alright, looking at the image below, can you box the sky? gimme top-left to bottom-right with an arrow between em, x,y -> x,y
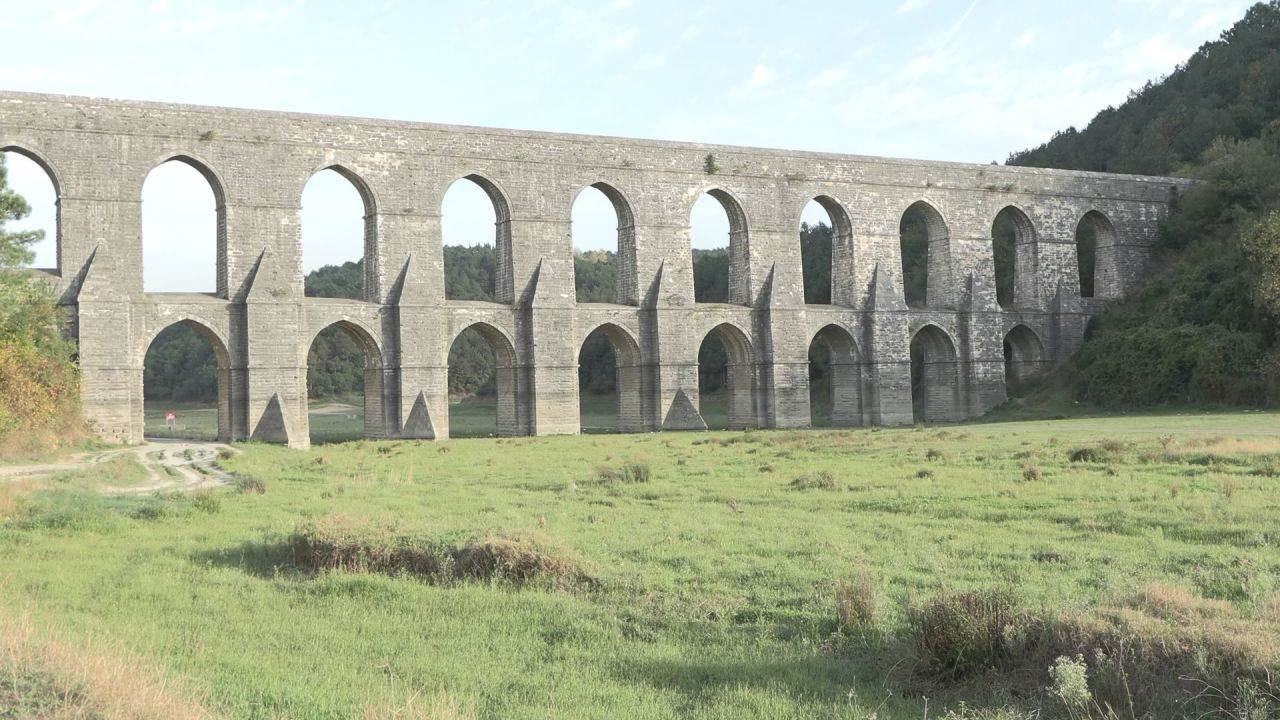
0,0 -> 1259,291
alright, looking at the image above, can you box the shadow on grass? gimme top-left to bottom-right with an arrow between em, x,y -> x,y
612,649 -> 917,716
192,539 -> 300,580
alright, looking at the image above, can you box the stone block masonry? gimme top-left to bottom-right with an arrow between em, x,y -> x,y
0,91 -> 1192,448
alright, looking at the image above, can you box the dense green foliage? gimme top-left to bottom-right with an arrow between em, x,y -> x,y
574,250 -> 615,303
899,211 -> 928,307
0,156 -> 81,451
143,324 -> 218,403
1008,2 -> 1280,407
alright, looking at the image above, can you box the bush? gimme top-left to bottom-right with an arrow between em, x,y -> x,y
789,470 -> 837,490
1068,446 -> 1110,463
190,491 -> 221,514
907,583 -> 1280,717
289,514 -> 441,576
453,531 -> 583,587
234,476 -> 266,494
596,461 -> 652,484
907,588 -> 1022,680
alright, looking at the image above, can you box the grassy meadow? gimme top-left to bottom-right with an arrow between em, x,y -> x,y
3,411 -> 1280,718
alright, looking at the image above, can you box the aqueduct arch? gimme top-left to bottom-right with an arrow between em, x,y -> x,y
0,90 -> 1190,446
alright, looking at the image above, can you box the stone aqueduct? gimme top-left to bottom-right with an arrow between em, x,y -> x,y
0,91 -> 1190,448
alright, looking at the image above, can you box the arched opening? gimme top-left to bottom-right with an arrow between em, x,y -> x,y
910,324 -> 961,423
141,158 -> 224,294
143,320 -> 229,442
992,206 -> 1038,309
900,201 -> 950,309
578,324 -> 644,433
447,323 -> 518,437
809,324 -> 862,427
572,183 -> 636,305
442,176 -> 513,303
1,149 -> 59,271
1076,210 -> 1118,299
799,197 -> 853,305
691,189 -> 749,304
697,323 -> 755,429
302,167 -> 373,301
1003,325 -> 1046,392
306,322 -> 384,444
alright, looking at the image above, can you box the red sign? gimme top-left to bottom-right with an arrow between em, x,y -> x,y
165,412 -> 176,421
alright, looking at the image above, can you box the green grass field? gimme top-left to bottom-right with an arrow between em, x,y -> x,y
6,411 -> 1280,718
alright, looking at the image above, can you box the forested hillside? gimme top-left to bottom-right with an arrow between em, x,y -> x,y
1008,1 -> 1280,407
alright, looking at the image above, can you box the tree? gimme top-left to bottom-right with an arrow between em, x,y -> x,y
0,155 -> 79,446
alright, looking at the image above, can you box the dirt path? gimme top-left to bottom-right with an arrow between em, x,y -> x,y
0,440 -> 237,494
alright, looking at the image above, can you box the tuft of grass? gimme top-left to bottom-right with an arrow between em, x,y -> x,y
789,470 -> 837,490
1021,464 -> 1041,482
191,491 -> 221,514
234,475 -> 266,494
595,461 -> 652,484
835,564 -> 877,631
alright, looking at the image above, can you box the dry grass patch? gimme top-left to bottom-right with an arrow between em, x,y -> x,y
288,516 -> 590,589
903,583 -> 1280,716
0,608 -> 219,719
289,513 -> 441,576
454,530 -> 587,588
835,563 -> 877,630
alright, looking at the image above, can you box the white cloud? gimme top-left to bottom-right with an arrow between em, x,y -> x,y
1125,34 -> 1191,74
608,27 -> 638,50
1015,28 -> 1038,48
810,66 -> 848,88
748,64 -> 776,87
896,0 -> 927,14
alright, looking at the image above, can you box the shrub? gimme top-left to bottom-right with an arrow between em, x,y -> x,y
907,588 -> 1022,680
1048,654 -> 1092,711
1021,465 -> 1041,482
234,476 -> 266,494
789,471 -> 837,490
621,462 -> 651,484
1068,446 -> 1108,463
289,513 -> 441,576
596,462 -> 652,484
453,531 -> 582,587
916,469 -> 935,479
835,564 -> 876,630
190,491 -> 221,514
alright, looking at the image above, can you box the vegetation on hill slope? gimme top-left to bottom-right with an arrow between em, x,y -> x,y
1010,1 -> 1280,408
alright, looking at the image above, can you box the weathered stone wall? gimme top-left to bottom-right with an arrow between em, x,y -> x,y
0,91 -> 1192,448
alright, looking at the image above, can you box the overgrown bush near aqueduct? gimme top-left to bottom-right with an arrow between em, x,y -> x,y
0,155 -> 81,456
